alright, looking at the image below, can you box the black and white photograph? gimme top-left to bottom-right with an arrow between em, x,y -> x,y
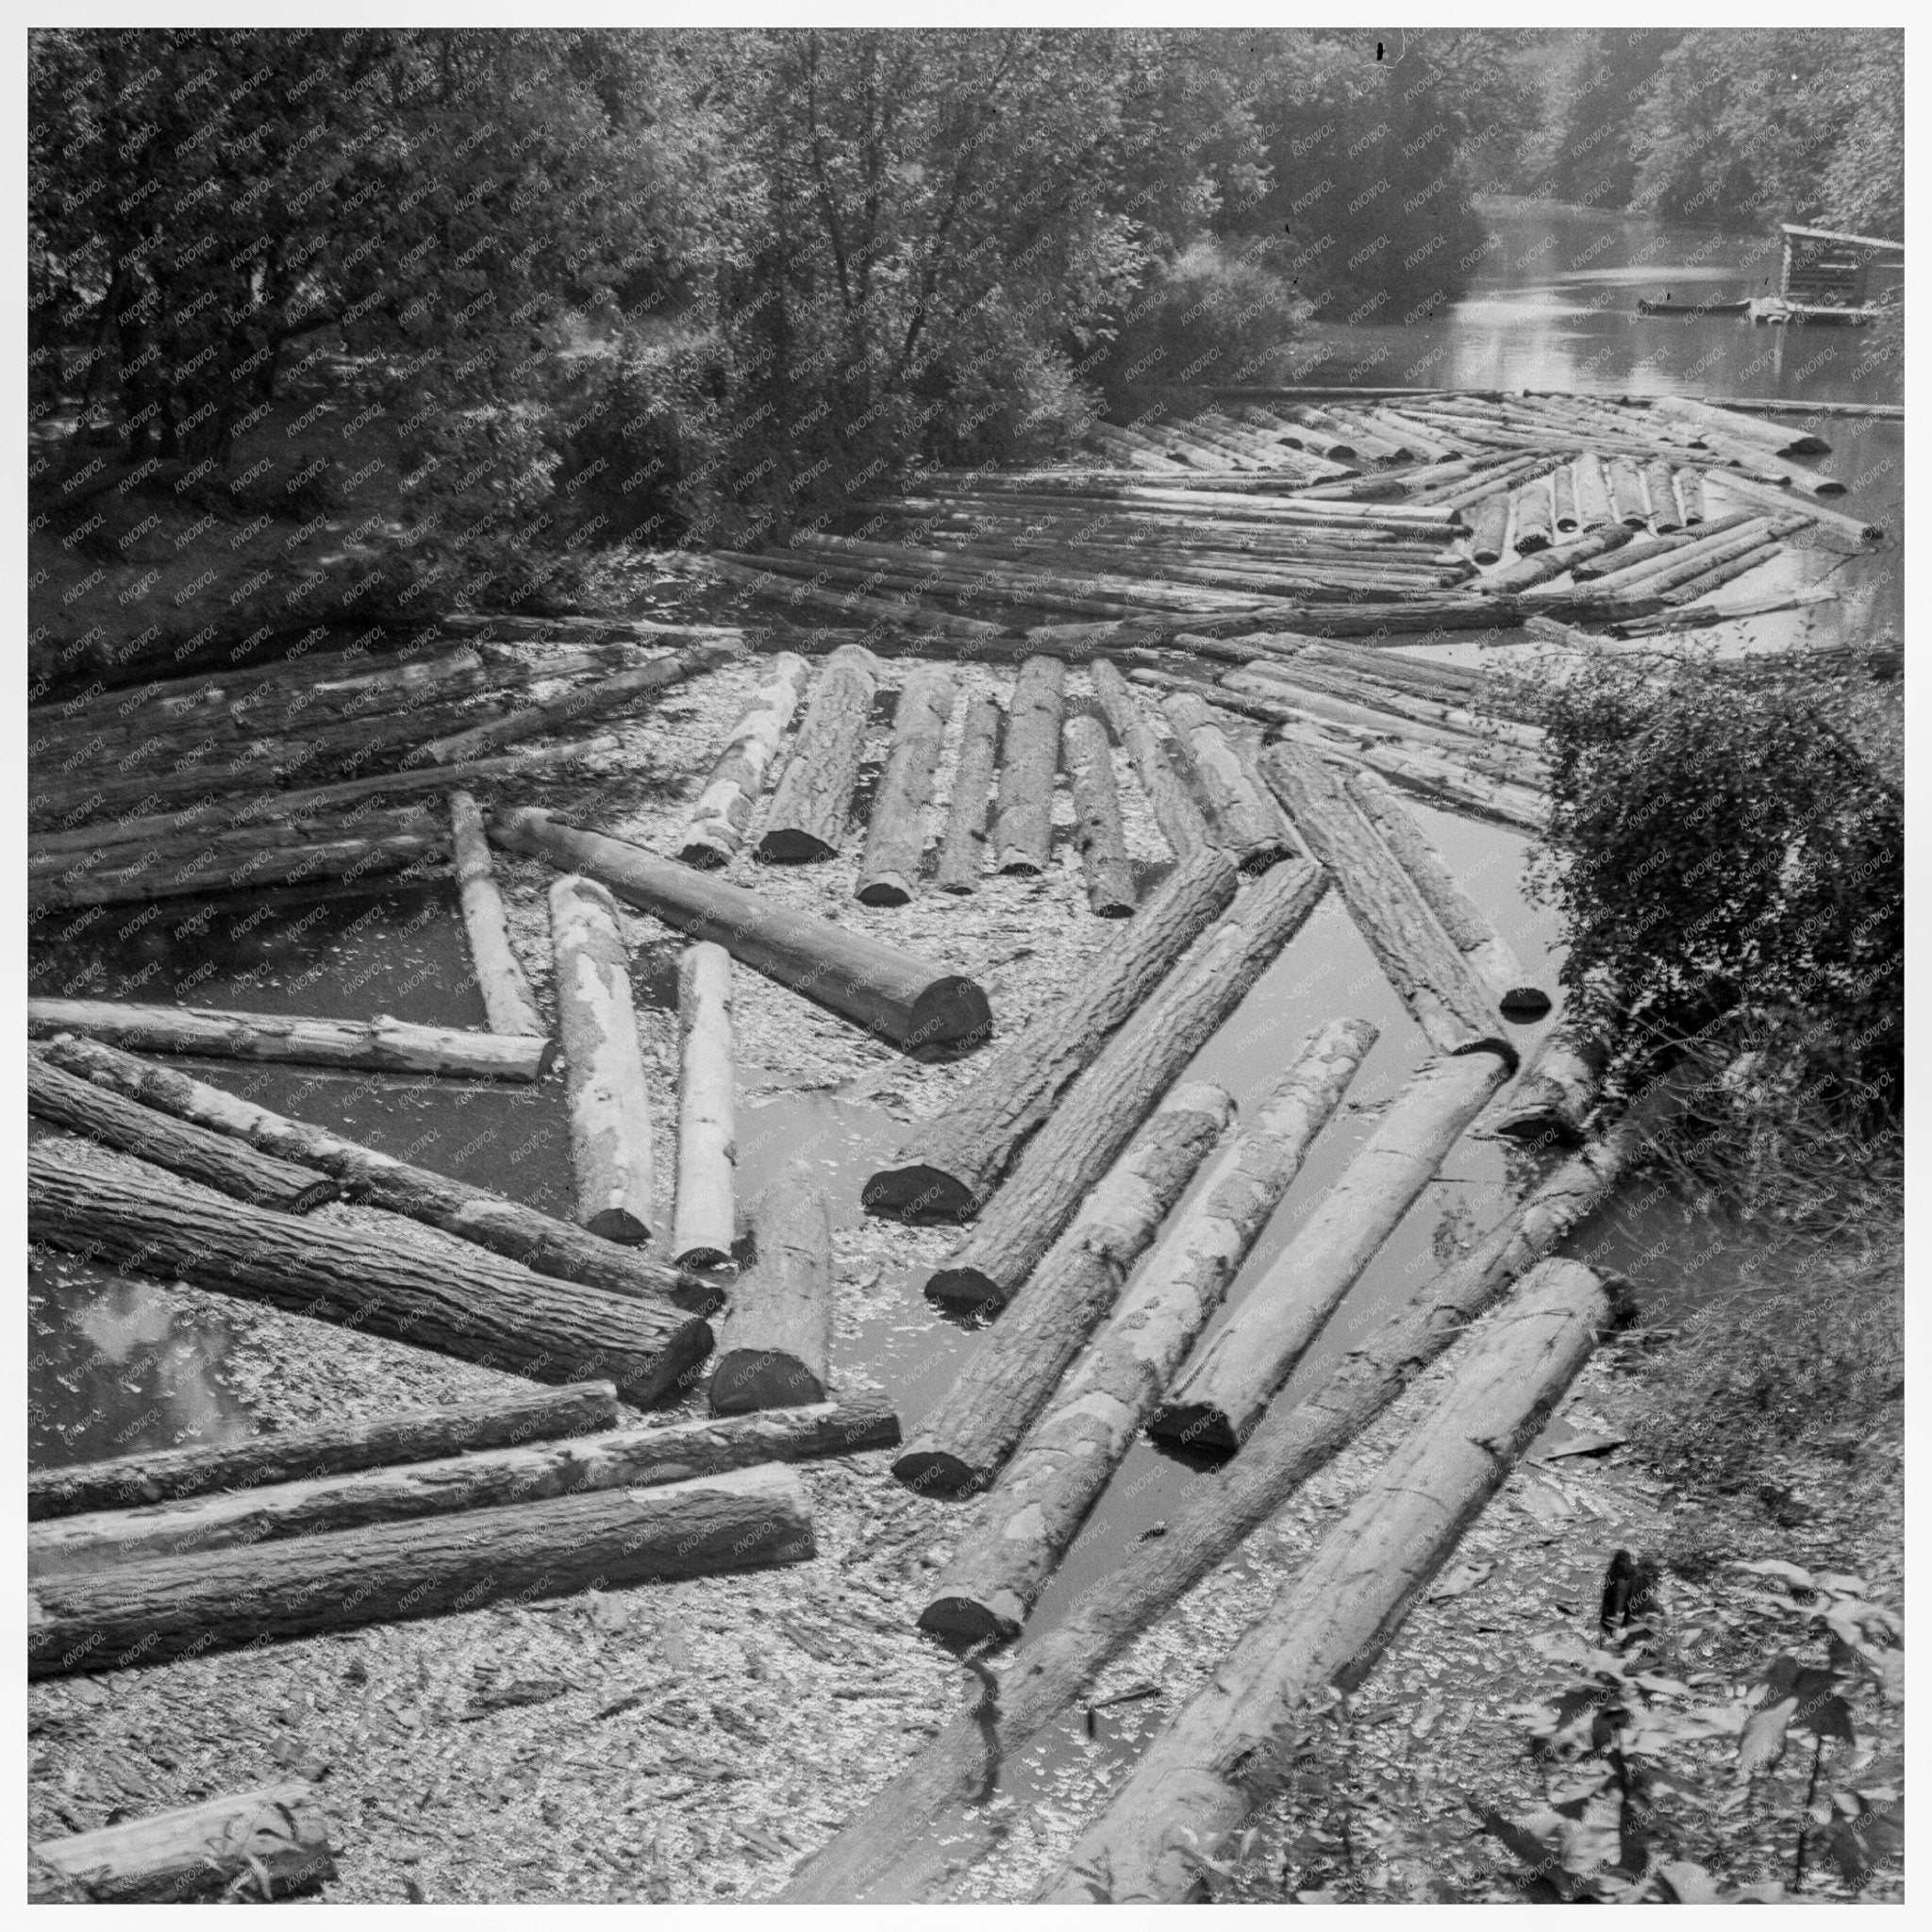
19,13 -> 1907,1908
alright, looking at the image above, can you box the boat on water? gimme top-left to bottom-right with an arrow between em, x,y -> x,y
1636,297 -> 1751,318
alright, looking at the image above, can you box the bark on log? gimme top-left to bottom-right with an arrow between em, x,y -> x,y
1468,492 -> 1510,565
1511,475 -> 1555,553
925,858 -> 1328,1311
28,1054 -> 338,1214
1662,540 -> 1785,604
1151,1048 -> 1509,1453
709,1165 -> 832,1413
1089,659 -> 1209,859
756,644 -> 880,861
894,1081 -> 1239,1499
1061,712 -> 1139,917
37,1033 -> 708,1314
27,1783 -> 336,1903
993,656 -> 1066,874
450,789 -> 544,1038
1551,463 -> 1578,532
913,1026 -> 1374,1633
677,652 -> 812,867
550,874 -> 656,1243
28,1382 -> 621,1521
1572,450 -> 1614,530
28,1463 -> 812,1676
672,942 -> 737,1270
1644,458 -> 1684,534
1569,512 -> 1755,582
32,1397 -> 894,1576
1483,1024 -> 1606,1142
857,665 -> 956,905
1701,469 -> 1877,546
28,830 -> 447,911
26,998 -> 555,1082
1482,523 -> 1633,594
1159,691 -> 1296,873
26,1142 -> 710,1404
863,851 -> 1239,1222
1260,742 -> 1515,1062
934,693 -> 1002,893
1046,1258 -> 1609,1902
490,808 -> 991,1054
1651,393 -> 1831,457
1607,457 -> 1650,527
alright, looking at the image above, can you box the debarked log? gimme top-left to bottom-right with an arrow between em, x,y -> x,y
708,1164 -> 833,1413
857,664 -> 957,905
1089,658 -> 1210,859
1060,712 -> 1139,917
677,652 -> 812,867
451,788 -> 544,1038
757,643 -> 880,862
672,942 -> 737,1270
993,655 -> 1066,874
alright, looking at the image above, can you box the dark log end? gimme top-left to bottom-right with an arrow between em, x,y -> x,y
1516,535 -> 1552,555
937,879 -> 979,897
1454,1037 -> 1523,1078
708,1350 -> 829,1416
922,1266 -> 1008,1319
527,1036 -> 561,1079
1499,987 -> 1555,1023
1811,480 -> 1847,497
583,1207 -> 652,1244
672,1241 -> 737,1274
1488,1106 -> 1587,1147
1146,1401 -> 1240,1457
1090,894 -> 1137,919
618,1316 -> 716,1408
860,1161 -> 977,1224
855,875 -> 915,908
676,841 -> 731,871
890,1445 -> 987,1500
1236,840 -> 1299,876
755,832 -> 840,864
917,1591 -> 1021,1647
906,977 -> 994,1055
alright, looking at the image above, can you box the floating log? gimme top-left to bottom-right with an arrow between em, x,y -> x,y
676,652 -> 811,867
1674,467 -> 1707,526
1159,691 -> 1296,872
933,693 -> 1003,893
1089,658 -> 1210,859
1643,458 -> 1684,533
1568,510 -> 1757,582
26,998 -> 554,1082
28,1054 -> 338,1215
28,1783 -> 336,1904
32,1396 -> 894,1576
757,643 -> 880,861
894,1080 -> 1238,1499
1483,523 -> 1633,593
37,1034 -> 707,1315
863,851 -> 1238,1222
857,665 -> 956,905
549,875 -> 656,1243
1483,1024 -> 1605,1142
1613,522 -> 1801,601
1047,1257 -> 1609,1902
27,1382 -> 621,1521
1511,475 -> 1554,554
917,1028 -> 1374,1636
1572,450 -> 1614,530
708,1165 -> 832,1413
1607,457 -> 1649,526
1061,711 -> 1139,916
1260,742 -> 1514,1060
1701,469 -> 1879,545
1651,393 -> 1832,458
490,808 -> 991,1054
450,789 -> 543,1038
672,942 -> 736,1270
1551,463 -> 1578,532
28,1463 -> 811,1676
925,858 -> 1327,1311
992,655 -> 1066,874
1468,491 -> 1510,565
1657,538 -> 1784,604
1271,724 -> 1548,835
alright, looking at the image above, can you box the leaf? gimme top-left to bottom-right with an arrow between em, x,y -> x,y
1655,1857 -> 1720,1903
1737,1696 -> 1796,1778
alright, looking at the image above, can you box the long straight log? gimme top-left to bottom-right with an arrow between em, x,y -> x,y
26,1142 -> 711,1403
916,1027 -> 1374,1637
1651,393 -> 1832,457
1511,475 -> 1555,553
1260,743 -> 1515,1061
1674,466 -> 1707,526
676,652 -> 812,867
934,693 -> 1002,893
27,1382 -> 622,1521
28,1463 -> 811,1676
1270,723 -> 1549,835
863,852 -> 1239,1222
757,643 -> 880,861
1701,468 -> 1879,545
1159,691 -> 1295,872
1643,458 -> 1684,533
992,656 -> 1066,874
1614,524 -> 1798,601
1662,540 -> 1786,604
32,1396 -> 893,1577
1551,462 -> 1578,532
1572,450 -> 1614,530
894,1081 -> 1238,1498
1061,712 -> 1138,917
26,998 -> 555,1082
1089,659 -> 1209,859
451,789 -> 543,1038
672,942 -> 736,1270
709,1165 -> 832,1413
490,808 -> 991,1054
1568,510 -> 1757,582
1150,1049 -> 1509,1452
1607,457 -> 1650,526
858,665 -> 956,905
1047,1258 -> 1609,1902
1482,522 -> 1633,593
1483,1024 -> 1604,1142
37,1033 -> 708,1315
925,859 -> 1327,1311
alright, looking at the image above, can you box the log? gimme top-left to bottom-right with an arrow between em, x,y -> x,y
1662,540 -> 1784,604
1700,468 -> 1879,546
1568,511 -> 1757,582
1674,466 -> 1707,526
1607,457 -> 1650,526
992,656 -> 1066,874
28,1463 -> 812,1676
28,1784 -> 336,1904
1651,393 -> 1832,457
894,1080 -> 1238,1498
1341,769 -> 1530,1002
863,852 -> 1238,1222
26,998 -> 555,1082
1159,691 -> 1296,873
857,665 -> 956,905
757,644 -> 880,861
1511,475 -> 1554,553
1482,523 -> 1633,593
1573,450 -> 1614,530
672,942 -> 737,1270
27,1382 -> 622,1521
1644,458 -> 1684,533
709,1165 -> 832,1413
490,808 -> 991,1054
27,1053 -> 337,1214
1483,1024 -> 1606,1142
1089,659 -> 1209,859
1468,491 -> 1510,564
36,1034 -> 708,1315
925,858 -> 1327,1311
1260,742 -> 1515,1061
676,652 -> 812,867
933,693 -> 1002,893
32,1396 -> 895,1577
1046,1258 -> 1609,1902
914,1026 -> 1374,1632
27,1141 -> 710,1402
1551,462 -> 1578,532
550,875 -> 656,1243
1060,711 -> 1139,917
450,789 -> 544,1038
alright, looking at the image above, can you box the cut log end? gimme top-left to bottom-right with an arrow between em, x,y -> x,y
756,829 -> 841,864
583,1205 -> 653,1244
889,1445 -> 987,1500
708,1349 -> 829,1415
855,874 -> 916,908
1145,1400 -> 1241,1457
996,852 -> 1046,877
674,1241 -> 737,1273
1499,987 -> 1555,1023
1454,1037 -> 1522,1078
1236,838 -> 1298,875
676,839 -> 732,871
917,1591 -> 1021,1646
860,1161 -> 977,1224
923,1264 -> 1005,1317
906,979 -> 995,1056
